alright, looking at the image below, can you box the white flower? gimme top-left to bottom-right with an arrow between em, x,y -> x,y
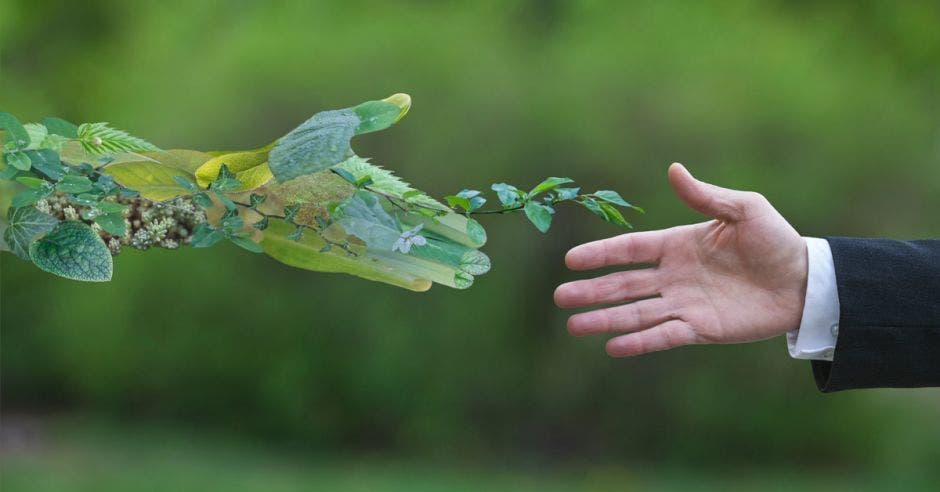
392,224 -> 427,254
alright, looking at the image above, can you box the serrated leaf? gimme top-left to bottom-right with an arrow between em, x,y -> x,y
29,220 -> 112,282
268,95 -> 409,183
529,177 -> 573,197
524,201 -> 553,233
3,206 -> 59,259
334,157 -> 447,211
77,122 -> 159,156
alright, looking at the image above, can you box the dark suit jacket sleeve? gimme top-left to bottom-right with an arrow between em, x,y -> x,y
811,237 -> 940,392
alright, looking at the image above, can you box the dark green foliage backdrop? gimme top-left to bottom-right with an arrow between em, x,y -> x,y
2,0 -> 939,481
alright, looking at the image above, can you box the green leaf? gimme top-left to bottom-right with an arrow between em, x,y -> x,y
28,220 -> 112,282
248,193 -> 266,208
173,175 -> 198,191
444,195 -> 471,212
56,175 -> 94,194
352,96 -> 410,134
252,216 -> 269,230
555,187 -> 581,201
456,189 -> 485,211
268,94 -> 410,183
593,190 -> 635,209
23,123 -> 48,148
41,117 -> 79,138
579,197 -> 606,218
465,218 -> 486,246
192,192 -> 213,208
5,151 -> 31,171
287,225 -> 305,241
94,201 -> 127,214
228,233 -> 263,253
333,168 -> 357,185
190,223 -> 224,248
15,176 -> 46,189
0,112 -> 30,149
24,149 -> 65,179
94,212 -> 127,236
76,122 -> 159,156
524,201 -> 554,233
598,202 -> 631,227
528,177 -> 574,198
491,183 -> 524,207
212,164 -> 241,189
3,206 -> 59,259
11,187 -> 52,208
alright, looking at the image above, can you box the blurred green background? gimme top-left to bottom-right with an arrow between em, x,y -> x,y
2,0 -> 939,490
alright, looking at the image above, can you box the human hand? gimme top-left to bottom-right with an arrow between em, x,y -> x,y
554,163 -> 808,357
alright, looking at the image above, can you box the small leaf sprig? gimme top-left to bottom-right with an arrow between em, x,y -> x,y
444,178 -> 642,233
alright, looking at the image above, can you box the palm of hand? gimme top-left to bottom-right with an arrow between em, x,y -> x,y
555,164 -> 808,357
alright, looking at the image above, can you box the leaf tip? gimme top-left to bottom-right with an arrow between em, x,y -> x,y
383,93 -> 412,123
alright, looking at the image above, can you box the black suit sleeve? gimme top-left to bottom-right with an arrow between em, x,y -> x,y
811,238 -> 940,392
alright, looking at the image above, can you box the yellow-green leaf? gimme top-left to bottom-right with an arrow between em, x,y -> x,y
194,144 -> 274,189
103,149 -> 214,201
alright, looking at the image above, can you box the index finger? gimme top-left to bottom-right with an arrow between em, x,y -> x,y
565,230 -> 666,270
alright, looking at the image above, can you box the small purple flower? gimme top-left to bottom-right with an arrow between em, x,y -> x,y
392,224 -> 427,254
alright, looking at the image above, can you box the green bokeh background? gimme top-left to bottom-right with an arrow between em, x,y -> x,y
2,1 -> 939,490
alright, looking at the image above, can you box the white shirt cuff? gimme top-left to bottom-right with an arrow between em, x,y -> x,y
786,237 -> 840,361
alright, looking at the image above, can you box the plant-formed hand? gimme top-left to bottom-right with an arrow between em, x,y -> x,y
554,163 -> 808,356
0,94 -> 641,289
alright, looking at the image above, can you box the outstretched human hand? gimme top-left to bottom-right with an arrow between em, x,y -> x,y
554,163 -> 808,356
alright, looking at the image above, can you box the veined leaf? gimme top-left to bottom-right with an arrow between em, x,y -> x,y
103,149 -> 213,200
29,220 -> 112,282
268,94 -> 411,182
3,206 -> 59,259
194,144 -> 274,189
